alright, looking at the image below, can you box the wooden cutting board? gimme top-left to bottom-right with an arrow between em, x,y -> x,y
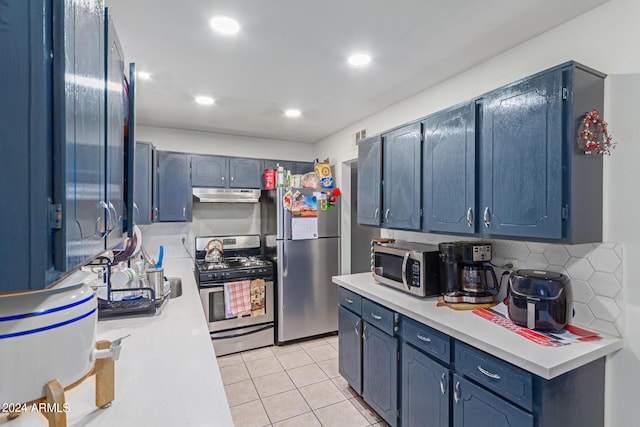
436,296 -> 497,311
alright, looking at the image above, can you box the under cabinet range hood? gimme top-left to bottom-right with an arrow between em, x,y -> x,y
192,188 -> 261,203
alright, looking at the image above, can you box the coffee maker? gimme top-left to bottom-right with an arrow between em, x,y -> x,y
439,241 -> 498,304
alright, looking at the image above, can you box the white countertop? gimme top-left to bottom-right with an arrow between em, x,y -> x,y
4,258 -> 233,427
333,273 -> 624,379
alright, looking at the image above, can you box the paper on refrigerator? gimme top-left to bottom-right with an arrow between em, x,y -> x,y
291,217 -> 318,240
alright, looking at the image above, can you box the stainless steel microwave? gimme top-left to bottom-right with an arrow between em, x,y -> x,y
372,241 -> 441,297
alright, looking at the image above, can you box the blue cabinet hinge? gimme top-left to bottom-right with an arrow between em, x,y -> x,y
50,202 -> 62,230
562,87 -> 568,100
561,204 -> 569,220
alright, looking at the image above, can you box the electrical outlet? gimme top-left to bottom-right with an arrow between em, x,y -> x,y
504,258 -> 518,270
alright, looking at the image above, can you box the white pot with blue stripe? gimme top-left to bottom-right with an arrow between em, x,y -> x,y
0,281 -> 97,404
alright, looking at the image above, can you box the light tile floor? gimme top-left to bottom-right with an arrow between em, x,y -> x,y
218,335 -> 390,427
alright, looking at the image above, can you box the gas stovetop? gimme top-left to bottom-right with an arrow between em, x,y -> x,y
194,235 -> 273,285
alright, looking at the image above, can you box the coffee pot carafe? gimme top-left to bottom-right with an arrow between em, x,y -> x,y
460,264 -> 498,294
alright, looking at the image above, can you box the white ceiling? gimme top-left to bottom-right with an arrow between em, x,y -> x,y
105,0 -> 609,144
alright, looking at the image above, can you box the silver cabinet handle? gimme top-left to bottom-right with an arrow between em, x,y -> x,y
401,252 -> 410,291
370,313 -> 382,320
345,298 -> 354,304
483,207 -> 491,227
183,206 -> 186,218
384,209 -> 390,222
374,208 -> 379,221
417,334 -> 432,343
108,201 -> 118,232
363,324 -> 367,340
222,176 -> 225,182
133,202 -> 140,223
231,176 -> 234,182
477,365 -> 501,380
355,319 -> 360,337
454,381 -> 460,403
440,373 -> 447,395
467,207 -> 473,227
99,200 -> 111,237
154,207 -> 159,221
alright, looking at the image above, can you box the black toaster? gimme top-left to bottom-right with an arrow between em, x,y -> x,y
506,269 -> 573,331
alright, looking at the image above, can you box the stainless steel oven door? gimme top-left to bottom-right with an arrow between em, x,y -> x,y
199,280 -> 274,333
372,245 -> 425,296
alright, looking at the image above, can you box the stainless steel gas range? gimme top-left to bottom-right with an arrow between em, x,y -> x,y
194,235 -> 274,356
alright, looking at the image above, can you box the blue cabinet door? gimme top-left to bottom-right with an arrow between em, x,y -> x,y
134,142 -> 154,225
104,8 -> 125,249
383,123 -> 422,230
452,375 -> 533,427
423,103 -> 476,234
53,0 -> 106,271
0,0 -> 54,290
480,70 -> 563,239
338,306 -> 362,394
157,152 -> 192,222
357,136 -> 382,226
294,162 -> 315,175
191,154 -> 228,187
363,323 -> 398,427
229,157 -> 261,188
263,160 -> 294,173
401,343 -> 449,427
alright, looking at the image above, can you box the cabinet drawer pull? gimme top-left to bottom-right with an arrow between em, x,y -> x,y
384,209 -> 390,222
440,373 -> 447,395
370,313 -> 382,321
454,381 -> 460,403
355,319 -> 360,337
416,334 -> 432,343
483,207 -> 491,227
466,207 -> 473,227
477,365 -> 501,380
374,208 -> 379,220
344,298 -> 354,304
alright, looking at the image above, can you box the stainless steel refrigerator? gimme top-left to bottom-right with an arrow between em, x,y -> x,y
261,188 -> 340,343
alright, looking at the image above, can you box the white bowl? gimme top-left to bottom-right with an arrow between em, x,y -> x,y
0,282 -> 97,404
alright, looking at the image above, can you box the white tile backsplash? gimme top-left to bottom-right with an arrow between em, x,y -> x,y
382,229 -> 624,336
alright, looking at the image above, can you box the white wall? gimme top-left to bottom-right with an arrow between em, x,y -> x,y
313,0 -> 640,425
137,125 -> 314,161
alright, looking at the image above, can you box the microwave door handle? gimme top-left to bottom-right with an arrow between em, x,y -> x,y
402,252 -> 410,291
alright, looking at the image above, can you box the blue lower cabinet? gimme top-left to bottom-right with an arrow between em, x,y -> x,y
338,306 -> 362,394
401,343 -> 449,427
452,374 -> 533,427
363,322 -> 398,427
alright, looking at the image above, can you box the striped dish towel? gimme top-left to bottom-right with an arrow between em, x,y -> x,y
224,280 -> 251,319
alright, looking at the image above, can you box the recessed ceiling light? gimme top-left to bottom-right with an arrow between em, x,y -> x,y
137,71 -> 151,80
348,53 -> 371,67
285,109 -> 301,118
209,16 -> 240,35
195,96 -> 215,105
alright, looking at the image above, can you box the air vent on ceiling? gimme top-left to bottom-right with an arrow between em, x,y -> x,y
354,129 -> 367,145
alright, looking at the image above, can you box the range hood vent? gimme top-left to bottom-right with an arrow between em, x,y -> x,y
192,188 -> 261,203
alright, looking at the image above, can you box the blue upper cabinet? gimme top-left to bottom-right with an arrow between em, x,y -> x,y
229,157 -> 261,189
134,142 -> 155,225
383,123 -> 422,230
423,103 -> 476,234
480,70 -> 563,240
191,154 -> 228,187
357,136 -> 382,226
52,0 -> 107,271
0,0 -> 55,290
104,8 -> 125,249
293,162 -> 315,175
479,63 -> 605,243
157,151 -> 192,222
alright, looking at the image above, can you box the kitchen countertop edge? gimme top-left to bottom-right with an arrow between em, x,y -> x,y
333,273 -> 623,380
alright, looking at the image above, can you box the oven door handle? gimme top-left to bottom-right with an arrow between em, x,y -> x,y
402,252 -> 411,291
210,323 -> 274,340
